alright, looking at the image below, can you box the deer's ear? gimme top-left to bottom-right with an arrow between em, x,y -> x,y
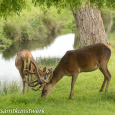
43,67 -> 46,72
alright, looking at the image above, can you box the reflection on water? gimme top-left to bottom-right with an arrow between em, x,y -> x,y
2,33 -> 57,59
0,33 -> 75,83
31,34 -> 75,58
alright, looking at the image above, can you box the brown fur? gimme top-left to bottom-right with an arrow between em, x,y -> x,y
41,43 -> 112,99
15,49 -> 47,94
104,44 -> 113,52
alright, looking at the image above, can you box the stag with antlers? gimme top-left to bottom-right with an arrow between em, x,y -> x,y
15,49 -> 50,94
26,43 -> 113,99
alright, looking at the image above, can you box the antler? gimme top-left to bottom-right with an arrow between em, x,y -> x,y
32,67 -> 53,91
40,67 -> 53,83
24,59 -> 53,91
24,60 -> 38,74
31,84 -> 45,91
31,68 -> 53,91
24,60 -> 42,86
26,67 -> 53,91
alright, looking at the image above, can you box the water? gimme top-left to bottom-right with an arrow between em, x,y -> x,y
32,34 -> 74,57
0,34 -> 75,83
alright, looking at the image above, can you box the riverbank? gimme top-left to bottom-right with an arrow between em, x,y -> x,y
0,5 -> 75,52
0,48 -> 115,115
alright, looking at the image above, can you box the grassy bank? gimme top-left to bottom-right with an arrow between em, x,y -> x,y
0,38 -> 115,115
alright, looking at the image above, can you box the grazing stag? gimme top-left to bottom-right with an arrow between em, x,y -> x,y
37,43 -> 112,99
15,49 -> 49,94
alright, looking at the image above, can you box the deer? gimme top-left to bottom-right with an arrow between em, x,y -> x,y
15,49 -> 49,95
27,43 -> 113,99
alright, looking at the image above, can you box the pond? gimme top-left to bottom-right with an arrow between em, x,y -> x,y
0,33 -> 75,84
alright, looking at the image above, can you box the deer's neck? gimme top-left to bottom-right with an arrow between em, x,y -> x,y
51,66 -> 64,87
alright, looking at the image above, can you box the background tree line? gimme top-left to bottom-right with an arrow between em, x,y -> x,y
0,0 -> 115,50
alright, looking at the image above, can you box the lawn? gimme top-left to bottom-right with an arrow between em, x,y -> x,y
0,45 -> 115,115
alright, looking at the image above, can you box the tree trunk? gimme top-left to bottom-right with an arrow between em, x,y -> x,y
71,3 -> 109,47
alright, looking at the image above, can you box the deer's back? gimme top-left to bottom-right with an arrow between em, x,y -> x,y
58,43 -> 111,74
15,49 -> 34,71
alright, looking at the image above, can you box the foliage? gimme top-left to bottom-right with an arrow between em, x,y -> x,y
3,14 -> 61,41
3,22 -> 21,40
0,0 -> 27,17
32,0 -> 115,12
0,30 -> 12,52
90,0 -> 115,10
0,5 -> 75,51
44,6 -> 76,34
1,0 -> 115,18
27,15 -> 47,40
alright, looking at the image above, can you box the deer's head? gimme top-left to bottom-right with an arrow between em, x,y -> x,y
25,66 -> 53,93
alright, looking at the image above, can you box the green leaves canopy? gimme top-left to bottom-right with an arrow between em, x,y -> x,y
32,0 -> 115,9
0,0 -> 27,17
0,0 -> 115,17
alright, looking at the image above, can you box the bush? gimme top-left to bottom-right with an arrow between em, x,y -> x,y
3,14 -> 61,42
27,15 -> 47,40
3,22 -> 21,40
42,15 -> 61,36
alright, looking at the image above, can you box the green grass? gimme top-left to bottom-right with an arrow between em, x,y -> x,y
0,7 -> 115,114
0,46 -> 115,115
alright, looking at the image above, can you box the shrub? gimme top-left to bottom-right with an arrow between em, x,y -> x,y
42,15 -> 61,36
3,14 -> 61,42
3,22 -> 21,40
27,15 -> 47,40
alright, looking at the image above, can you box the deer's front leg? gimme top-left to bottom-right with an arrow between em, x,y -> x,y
69,72 -> 79,99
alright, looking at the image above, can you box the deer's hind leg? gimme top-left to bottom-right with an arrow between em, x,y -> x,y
99,63 -> 111,92
19,70 -> 26,95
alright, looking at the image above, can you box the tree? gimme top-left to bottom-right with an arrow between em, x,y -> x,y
0,0 -> 27,17
31,0 -> 115,47
0,0 -> 115,47
71,3 -> 110,47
